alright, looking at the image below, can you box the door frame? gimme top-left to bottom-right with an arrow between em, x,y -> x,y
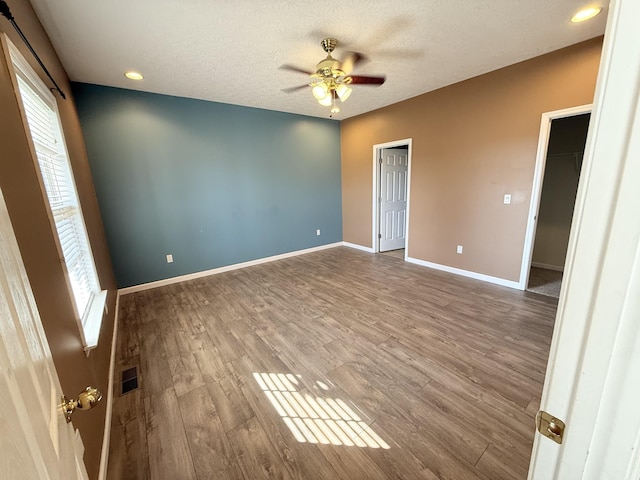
371,138 -> 413,255
518,104 -> 592,290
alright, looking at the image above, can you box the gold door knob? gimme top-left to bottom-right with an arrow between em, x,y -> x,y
61,386 -> 102,423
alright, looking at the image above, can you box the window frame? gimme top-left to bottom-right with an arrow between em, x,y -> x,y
5,36 -> 106,351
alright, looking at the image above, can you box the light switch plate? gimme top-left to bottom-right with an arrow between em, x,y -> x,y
504,194 -> 512,204
166,254 -> 173,263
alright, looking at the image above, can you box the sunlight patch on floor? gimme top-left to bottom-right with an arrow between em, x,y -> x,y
253,372 -> 390,449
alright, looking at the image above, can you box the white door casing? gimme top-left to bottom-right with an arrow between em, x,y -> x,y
371,139 -> 412,255
518,104 -> 592,290
528,0 -> 640,477
379,148 -> 408,252
0,187 -> 88,478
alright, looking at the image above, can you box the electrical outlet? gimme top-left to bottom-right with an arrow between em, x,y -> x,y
456,245 -> 463,254
316,229 -> 321,236
166,254 -> 173,263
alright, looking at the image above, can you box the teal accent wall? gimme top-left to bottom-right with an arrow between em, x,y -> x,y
72,84 -> 342,288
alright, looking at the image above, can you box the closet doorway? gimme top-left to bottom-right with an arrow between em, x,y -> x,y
520,107 -> 591,296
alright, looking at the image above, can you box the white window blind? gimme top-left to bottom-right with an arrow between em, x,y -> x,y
10,42 -> 105,349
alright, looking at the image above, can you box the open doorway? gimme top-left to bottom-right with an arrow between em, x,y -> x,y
521,108 -> 591,296
371,139 -> 412,259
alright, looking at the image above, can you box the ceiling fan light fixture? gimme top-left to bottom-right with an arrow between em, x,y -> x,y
312,82 -> 329,100
336,83 -> 352,102
571,6 -> 602,22
318,94 -> 332,107
281,37 -> 386,117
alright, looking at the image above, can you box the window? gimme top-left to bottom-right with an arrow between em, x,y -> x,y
8,40 -> 106,350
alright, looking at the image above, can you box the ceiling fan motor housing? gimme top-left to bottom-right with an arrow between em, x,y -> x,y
315,38 -> 345,78
315,57 -> 344,78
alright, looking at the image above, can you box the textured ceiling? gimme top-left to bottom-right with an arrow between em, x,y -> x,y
26,0 -> 607,120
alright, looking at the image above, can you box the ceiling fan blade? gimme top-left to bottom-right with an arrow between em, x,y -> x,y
282,85 -> 309,93
349,75 -> 386,85
340,51 -> 367,75
279,64 -> 314,75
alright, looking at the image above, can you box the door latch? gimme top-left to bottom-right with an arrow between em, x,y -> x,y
536,410 -> 565,444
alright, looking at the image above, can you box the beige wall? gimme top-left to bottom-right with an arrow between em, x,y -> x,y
532,114 -> 590,270
0,1 -> 116,478
341,38 -> 603,282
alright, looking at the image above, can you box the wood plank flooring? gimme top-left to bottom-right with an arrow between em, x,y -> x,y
107,247 -> 557,480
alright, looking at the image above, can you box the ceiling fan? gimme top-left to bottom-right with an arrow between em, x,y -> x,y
280,38 -> 386,116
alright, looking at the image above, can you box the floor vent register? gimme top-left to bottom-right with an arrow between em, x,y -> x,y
121,366 -> 139,395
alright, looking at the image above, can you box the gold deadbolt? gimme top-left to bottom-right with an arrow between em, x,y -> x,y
61,386 -> 103,423
536,410 -> 565,444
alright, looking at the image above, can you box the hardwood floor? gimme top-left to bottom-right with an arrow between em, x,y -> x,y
107,247 -> 557,480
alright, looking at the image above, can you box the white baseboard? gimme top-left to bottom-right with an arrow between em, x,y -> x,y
118,240 -> 522,297
405,256 -> 521,290
531,261 -> 564,272
98,291 -> 120,480
119,242 -> 343,295
342,241 -> 375,253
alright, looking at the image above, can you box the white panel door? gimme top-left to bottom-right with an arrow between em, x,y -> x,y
0,187 -> 88,479
379,148 -> 408,252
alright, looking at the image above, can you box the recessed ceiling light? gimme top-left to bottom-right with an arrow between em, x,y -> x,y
571,6 -> 602,23
124,71 -> 144,80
